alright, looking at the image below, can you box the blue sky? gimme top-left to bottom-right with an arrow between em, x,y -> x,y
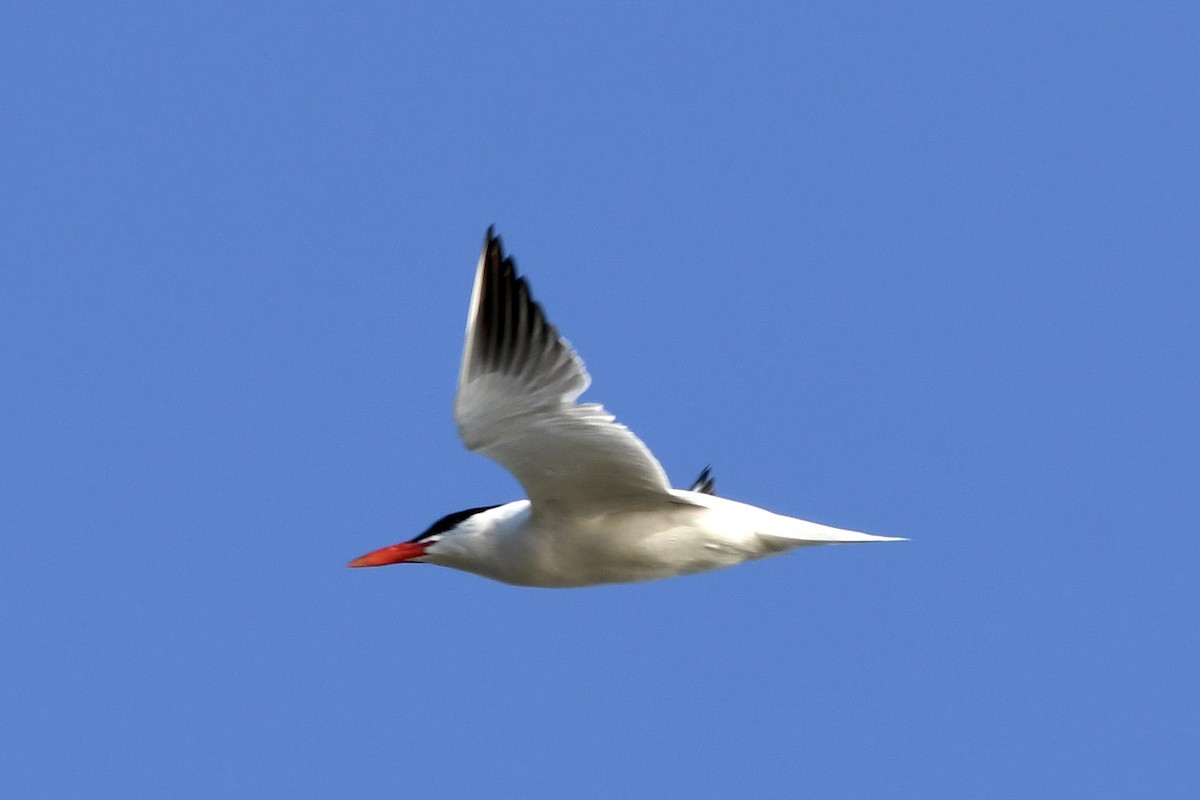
3,2 -> 1197,797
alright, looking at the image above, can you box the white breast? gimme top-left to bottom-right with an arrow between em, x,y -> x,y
426,494 -> 808,588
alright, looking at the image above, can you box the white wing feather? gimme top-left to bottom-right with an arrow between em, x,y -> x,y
453,230 -> 674,514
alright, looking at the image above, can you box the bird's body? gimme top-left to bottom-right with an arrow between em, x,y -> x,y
349,229 -> 902,587
424,492 -> 892,587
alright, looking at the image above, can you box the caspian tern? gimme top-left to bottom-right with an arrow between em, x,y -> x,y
349,229 -> 903,587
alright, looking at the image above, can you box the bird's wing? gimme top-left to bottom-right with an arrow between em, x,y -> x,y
453,228 -> 674,515
689,465 -> 716,495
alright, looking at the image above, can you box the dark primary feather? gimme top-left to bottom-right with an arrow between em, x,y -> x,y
690,465 -> 716,495
469,229 -> 569,396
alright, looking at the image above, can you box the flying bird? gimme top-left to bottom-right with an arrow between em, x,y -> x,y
349,229 -> 903,587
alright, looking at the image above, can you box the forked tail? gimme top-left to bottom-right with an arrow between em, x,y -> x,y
766,514 -> 906,544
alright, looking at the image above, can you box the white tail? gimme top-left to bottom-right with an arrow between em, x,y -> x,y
766,513 -> 907,544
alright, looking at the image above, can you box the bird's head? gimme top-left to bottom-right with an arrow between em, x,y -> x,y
347,504 -> 501,568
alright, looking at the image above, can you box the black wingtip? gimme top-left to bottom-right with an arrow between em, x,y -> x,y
483,226 -> 510,270
690,465 -> 716,495
482,227 -> 513,275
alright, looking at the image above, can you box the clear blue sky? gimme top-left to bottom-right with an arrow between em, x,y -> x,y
3,3 -> 1197,797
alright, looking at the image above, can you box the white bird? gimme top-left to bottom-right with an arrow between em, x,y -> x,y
349,229 -> 903,587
